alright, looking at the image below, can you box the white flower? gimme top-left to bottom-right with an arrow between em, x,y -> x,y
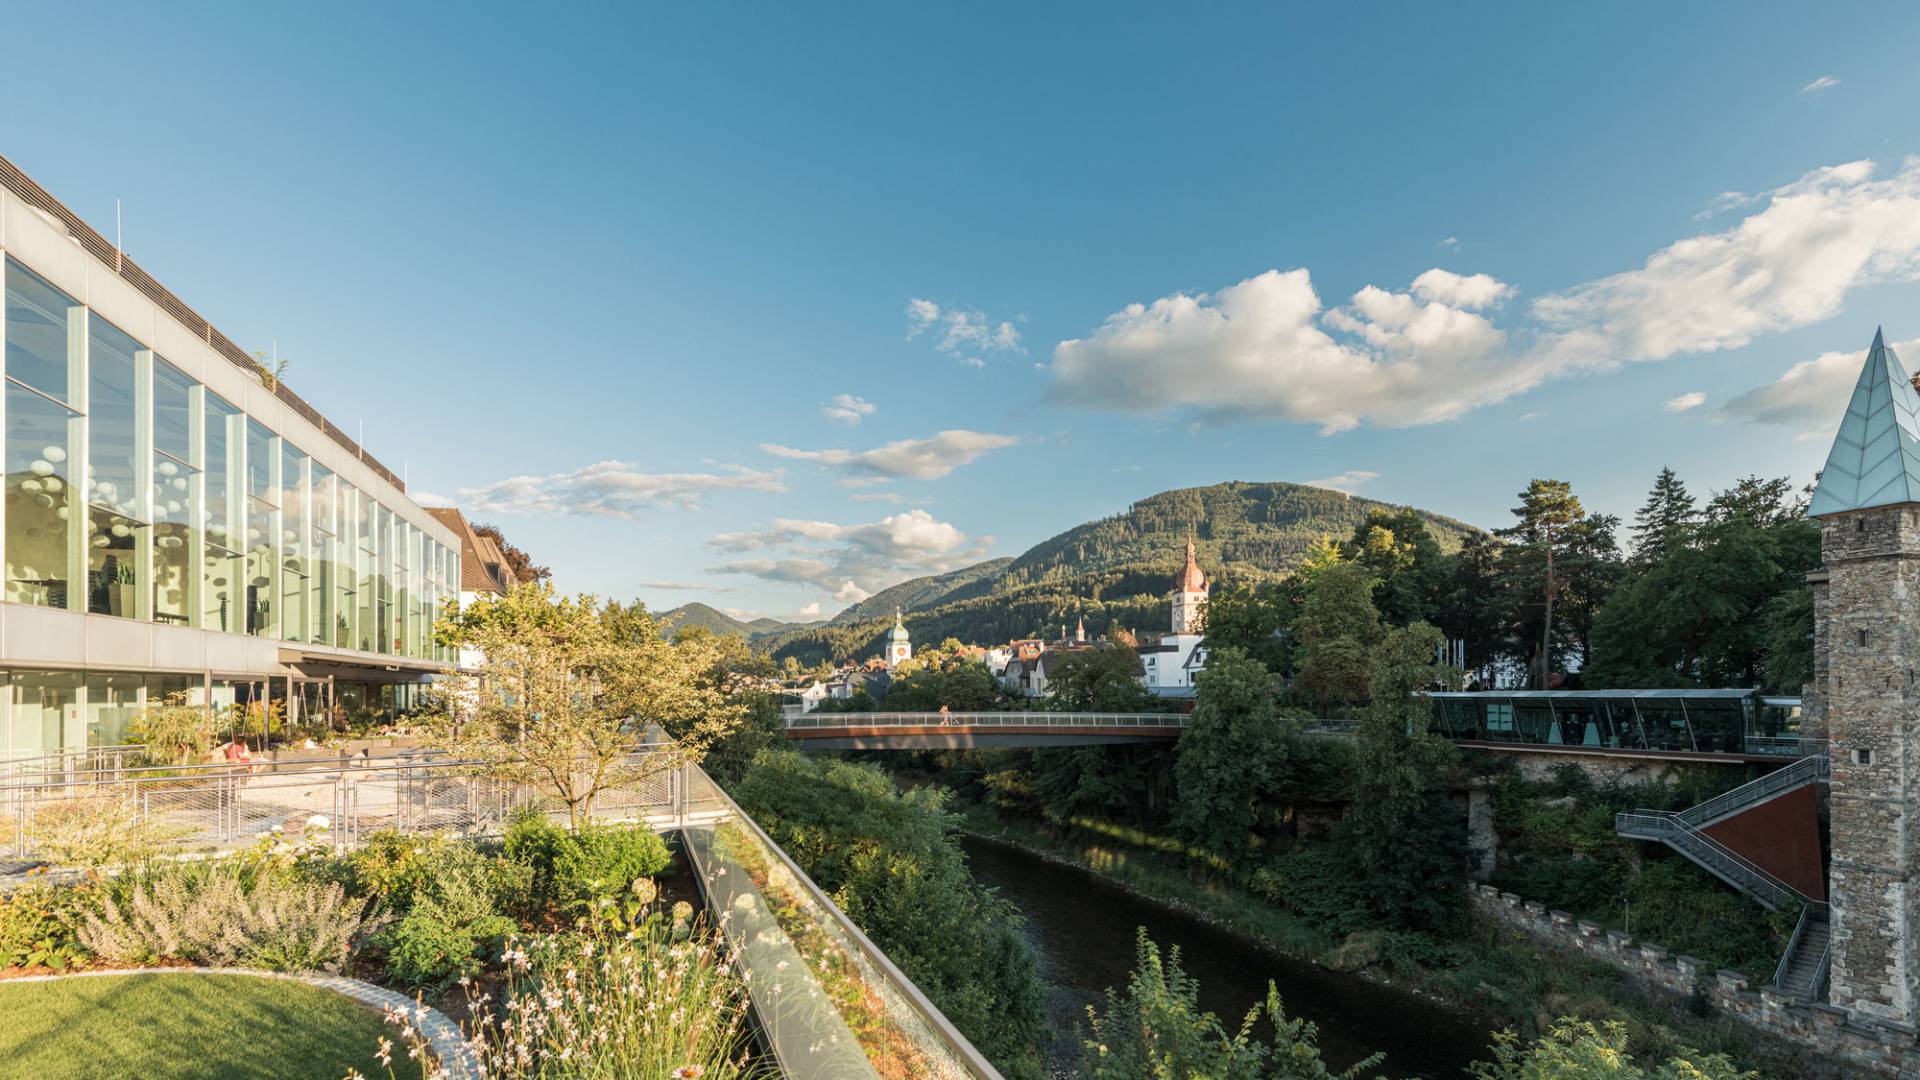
306,813 -> 331,829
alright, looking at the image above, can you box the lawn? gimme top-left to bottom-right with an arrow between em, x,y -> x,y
0,973 -> 423,1080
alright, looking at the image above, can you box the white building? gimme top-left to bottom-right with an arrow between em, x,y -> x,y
1140,534 -> 1209,698
425,507 -> 533,672
883,608 -> 911,666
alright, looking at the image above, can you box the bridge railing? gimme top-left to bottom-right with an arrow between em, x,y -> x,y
1675,755 -> 1829,829
784,711 -> 1189,730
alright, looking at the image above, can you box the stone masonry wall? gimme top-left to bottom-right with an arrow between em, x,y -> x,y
1470,884 -> 1920,1078
1822,506 -> 1920,1027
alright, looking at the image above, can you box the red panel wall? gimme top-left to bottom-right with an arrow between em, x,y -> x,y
1701,784 -> 1825,902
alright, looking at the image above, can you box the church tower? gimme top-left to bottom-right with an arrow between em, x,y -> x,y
884,608 -> 912,666
1810,329 -> 1920,1026
1169,528 -> 1208,635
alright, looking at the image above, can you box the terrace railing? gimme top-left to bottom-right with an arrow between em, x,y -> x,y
1614,810 -> 1809,912
784,711 -> 1187,730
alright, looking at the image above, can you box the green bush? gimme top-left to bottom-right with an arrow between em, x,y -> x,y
0,883 -> 97,970
1472,1019 -> 1754,1080
504,812 -> 671,918
359,837 -> 527,987
79,863 -> 365,973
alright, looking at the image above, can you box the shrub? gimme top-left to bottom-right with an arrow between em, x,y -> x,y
80,864 -> 364,972
377,863 -> 516,988
1471,1019 -> 1755,1080
25,795 -> 187,870
0,882 -> 98,970
128,697 -> 211,767
504,812 -> 671,918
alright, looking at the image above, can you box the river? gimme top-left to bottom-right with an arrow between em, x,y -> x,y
960,834 -> 1494,1079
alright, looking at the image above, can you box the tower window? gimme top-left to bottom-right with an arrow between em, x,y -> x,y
1854,748 -> 1875,766
1857,517 -> 1868,533
1858,629 -> 1871,647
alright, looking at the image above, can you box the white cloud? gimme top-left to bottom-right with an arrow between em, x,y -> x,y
761,430 -> 1018,483
1802,75 -> 1839,93
1409,268 -> 1513,309
457,462 -> 785,517
797,601 -> 822,617
821,393 -> 877,426
709,509 -> 991,600
1050,158 -> 1920,433
1664,392 -> 1707,413
1693,190 -> 1759,221
1439,236 -> 1460,249
904,298 -> 1024,367
412,491 -> 456,508
1719,336 -> 1920,429
636,579 -> 728,591
1306,470 -> 1378,494
850,492 -> 904,503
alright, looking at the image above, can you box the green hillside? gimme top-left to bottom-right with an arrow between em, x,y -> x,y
830,558 -> 1016,626
656,602 -> 822,640
756,481 -> 1485,665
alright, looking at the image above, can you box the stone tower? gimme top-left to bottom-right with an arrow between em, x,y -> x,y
1170,528 -> 1208,634
884,608 -> 912,667
1809,329 -> 1920,1026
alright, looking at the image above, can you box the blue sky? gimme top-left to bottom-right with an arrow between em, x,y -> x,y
6,3 -> 1920,620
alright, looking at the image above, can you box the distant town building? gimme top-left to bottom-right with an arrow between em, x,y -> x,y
1141,533 -> 1209,697
884,608 -> 912,666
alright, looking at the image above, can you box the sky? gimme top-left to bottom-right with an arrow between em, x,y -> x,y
5,3 -> 1920,622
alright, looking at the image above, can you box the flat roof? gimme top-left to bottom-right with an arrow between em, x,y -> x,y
1429,688 -> 1759,700
0,153 -> 406,493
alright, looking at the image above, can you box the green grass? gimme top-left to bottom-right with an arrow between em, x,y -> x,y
0,973 -> 423,1080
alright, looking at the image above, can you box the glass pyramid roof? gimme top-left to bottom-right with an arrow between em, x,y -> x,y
1809,330 -> 1920,517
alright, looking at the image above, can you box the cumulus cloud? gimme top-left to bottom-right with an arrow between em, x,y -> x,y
1049,158 -> 1920,433
1306,470 -> 1378,494
1802,75 -> 1839,93
1693,190 -> 1760,221
457,462 -> 785,517
905,298 -> 1024,367
761,430 -> 1019,483
708,509 -> 991,599
821,393 -> 877,426
1409,269 -> 1513,309
1719,336 -> 1920,430
636,579 -> 728,591
1665,392 -> 1707,413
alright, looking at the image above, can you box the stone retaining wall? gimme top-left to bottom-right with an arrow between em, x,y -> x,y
1470,884 -> 1920,1079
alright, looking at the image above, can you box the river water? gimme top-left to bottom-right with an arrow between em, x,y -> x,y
960,834 -> 1494,1079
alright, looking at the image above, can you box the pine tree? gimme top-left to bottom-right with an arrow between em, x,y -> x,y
1630,467 -> 1697,564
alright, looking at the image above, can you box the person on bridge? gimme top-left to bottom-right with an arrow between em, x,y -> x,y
939,704 -> 954,726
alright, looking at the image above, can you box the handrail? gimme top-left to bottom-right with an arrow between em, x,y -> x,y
785,711 -> 1187,730
1614,810 -> 1812,910
1678,755 -> 1828,828
1774,903 -> 1815,989
683,763 -> 1006,1080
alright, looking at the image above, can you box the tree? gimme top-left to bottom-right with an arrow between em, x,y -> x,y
1471,1020 -> 1753,1080
1499,481 -> 1584,689
1293,563 -> 1381,715
1202,578 -> 1301,673
1046,646 -> 1158,712
1080,929 -> 1383,1080
1173,648 -> 1301,865
470,522 -> 552,583
1629,467 -> 1698,565
1432,531 -> 1509,685
432,583 -> 745,829
1342,508 -> 1446,627
1342,622 -> 1462,931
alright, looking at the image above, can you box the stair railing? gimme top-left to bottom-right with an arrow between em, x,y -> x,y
1676,755 -> 1829,829
1771,902 -> 1833,1000
1615,811 -> 1809,911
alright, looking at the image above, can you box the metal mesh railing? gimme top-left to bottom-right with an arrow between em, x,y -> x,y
784,711 -> 1187,731
1675,755 -> 1829,828
1615,810 -> 1809,911
2,751 -> 684,863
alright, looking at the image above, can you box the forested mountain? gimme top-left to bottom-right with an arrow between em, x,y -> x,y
829,558 -> 1015,626
656,602 -> 823,640
757,481 -> 1484,665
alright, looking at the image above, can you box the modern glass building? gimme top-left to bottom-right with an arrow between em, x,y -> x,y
0,155 -> 460,757
1428,689 -> 1806,759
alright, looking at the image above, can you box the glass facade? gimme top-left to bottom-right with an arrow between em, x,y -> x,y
1427,690 -> 1797,757
0,249 -> 457,758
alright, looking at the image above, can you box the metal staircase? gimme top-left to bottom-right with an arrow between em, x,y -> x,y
1616,754 -> 1830,999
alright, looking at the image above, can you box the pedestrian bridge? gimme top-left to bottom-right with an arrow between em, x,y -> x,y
783,711 -> 1190,749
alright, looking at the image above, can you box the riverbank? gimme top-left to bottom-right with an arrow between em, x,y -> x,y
955,801 -> 1823,1079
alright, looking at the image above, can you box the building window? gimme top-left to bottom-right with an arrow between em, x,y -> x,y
151,361 -> 199,626
1858,629 -> 1871,647
86,315 -> 143,618
203,393 -> 244,632
1857,517 -> 1868,533
1854,747 -> 1875,766
5,261 -> 82,608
